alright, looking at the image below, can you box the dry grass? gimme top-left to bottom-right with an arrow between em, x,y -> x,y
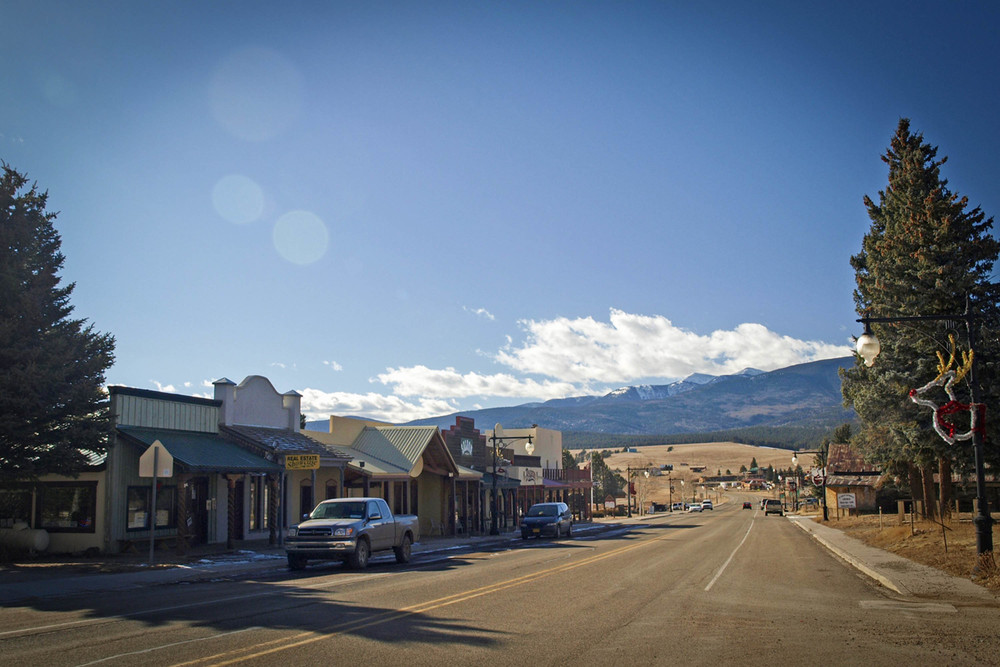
832,514 -> 1000,593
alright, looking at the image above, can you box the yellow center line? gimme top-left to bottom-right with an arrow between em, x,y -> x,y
173,529 -> 671,666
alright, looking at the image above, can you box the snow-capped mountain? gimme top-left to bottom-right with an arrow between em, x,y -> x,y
403,358 -> 854,435
602,368 -> 765,402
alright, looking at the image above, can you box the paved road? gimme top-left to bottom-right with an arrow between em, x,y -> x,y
3,502 -> 999,665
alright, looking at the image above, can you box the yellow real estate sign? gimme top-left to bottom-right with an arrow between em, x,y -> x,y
285,454 -> 320,470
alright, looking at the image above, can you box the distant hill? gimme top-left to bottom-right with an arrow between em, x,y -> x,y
404,357 -> 856,436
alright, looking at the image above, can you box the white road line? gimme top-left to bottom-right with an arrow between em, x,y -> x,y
704,519 -> 754,592
74,626 -> 261,666
859,600 -> 957,613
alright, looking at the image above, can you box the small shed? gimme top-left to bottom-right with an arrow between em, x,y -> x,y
825,443 -> 881,515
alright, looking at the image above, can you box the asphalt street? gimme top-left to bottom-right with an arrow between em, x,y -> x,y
2,499 -> 998,665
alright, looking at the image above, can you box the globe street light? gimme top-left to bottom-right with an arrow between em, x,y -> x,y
489,424 -> 532,536
857,308 -> 994,556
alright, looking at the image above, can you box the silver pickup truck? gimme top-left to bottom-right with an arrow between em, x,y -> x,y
285,497 -> 420,570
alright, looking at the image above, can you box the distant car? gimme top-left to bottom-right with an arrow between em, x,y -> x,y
701,500 -> 713,511
521,502 -> 573,539
686,503 -> 703,513
742,501 -> 752,509
672,502 -> 685,511
764,499 -> 784,516
802,498 -> 819,506
651,503 -> 667,513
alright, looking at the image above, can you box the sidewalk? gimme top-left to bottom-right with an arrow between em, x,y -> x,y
788,515 -> 999,603
0,528 -> 548,606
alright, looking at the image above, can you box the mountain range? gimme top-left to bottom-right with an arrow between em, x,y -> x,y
400,357 -> 856,435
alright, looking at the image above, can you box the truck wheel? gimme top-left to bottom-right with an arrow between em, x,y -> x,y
554,525 -> 561,539
349,538 -> 370,569
394,534 -> 412,564
565,524 -> 573,538
287,554 -> 307,571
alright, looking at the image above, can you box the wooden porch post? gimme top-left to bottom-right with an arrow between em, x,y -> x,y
175,473 -> 190,556
268,473 -> 279,546
226,475 -> 237,550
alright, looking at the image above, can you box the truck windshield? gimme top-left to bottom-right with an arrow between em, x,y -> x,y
311,502 -> 365,520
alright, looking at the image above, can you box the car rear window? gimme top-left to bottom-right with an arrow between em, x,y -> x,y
527,505 -> 558,517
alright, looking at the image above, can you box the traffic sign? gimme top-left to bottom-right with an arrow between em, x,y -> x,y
139,440 -> 173,478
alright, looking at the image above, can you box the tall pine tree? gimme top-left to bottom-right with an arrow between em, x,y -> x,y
0,165 -> 116,481
841,120 -> 1000,516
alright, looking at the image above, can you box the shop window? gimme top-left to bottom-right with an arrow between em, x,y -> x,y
38,482 -> 97,533
0,487 -> 32,528
126,485 -> 176,531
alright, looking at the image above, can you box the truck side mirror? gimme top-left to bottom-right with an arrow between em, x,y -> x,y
302,513 -> 309,521
368,512 -> 382,521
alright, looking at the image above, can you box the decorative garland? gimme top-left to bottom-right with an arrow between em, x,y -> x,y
909,371 -> 985,445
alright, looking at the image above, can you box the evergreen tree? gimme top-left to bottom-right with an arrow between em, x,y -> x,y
0,165 -> 115,481
590,451 -> 623,501
562,449 -> 577,470
841,120 -> 1000,511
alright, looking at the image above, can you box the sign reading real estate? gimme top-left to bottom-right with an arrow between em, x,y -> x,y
837,493 -> 857,509
285,454 -> 321,470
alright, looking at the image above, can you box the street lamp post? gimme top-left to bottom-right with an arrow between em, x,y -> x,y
643,469 -> 650,515
791,454 -> 799,512
625,466 -> 636,518
489,423 -> 533,536
667,474 -> 673,512
857,308 -> 994,556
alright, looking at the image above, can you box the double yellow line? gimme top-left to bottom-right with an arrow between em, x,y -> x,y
178,529 -> 669,666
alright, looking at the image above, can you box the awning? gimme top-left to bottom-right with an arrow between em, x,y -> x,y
455,464 -> 483,481
481,473 -> 521,489
118,427 -> 282,474
826,474 -> 880,487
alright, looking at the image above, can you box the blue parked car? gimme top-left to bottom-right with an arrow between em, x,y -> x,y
521,502 -> 573,539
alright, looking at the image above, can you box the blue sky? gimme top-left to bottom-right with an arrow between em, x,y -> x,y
4,1 -> 998,422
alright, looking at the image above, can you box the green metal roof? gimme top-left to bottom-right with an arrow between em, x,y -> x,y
222,424 -> 353,463
351,426 -> 437,472
118,427 -> 282,474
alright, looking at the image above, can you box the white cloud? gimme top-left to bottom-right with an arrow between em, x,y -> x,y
493,309 -> 851,384
305,308 -> 851,423
324,360 -> 344,371
464,306 -> 495,321
374,366 -> 578,400
299,388 -> 456,424
151,381 -> 177,393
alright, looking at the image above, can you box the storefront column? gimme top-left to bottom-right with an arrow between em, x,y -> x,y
226,475 -> 237,550
175,473 -> 190,555
267,473 -> 280,545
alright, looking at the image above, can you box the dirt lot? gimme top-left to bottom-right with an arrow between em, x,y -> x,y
832,514 -> 1000,594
